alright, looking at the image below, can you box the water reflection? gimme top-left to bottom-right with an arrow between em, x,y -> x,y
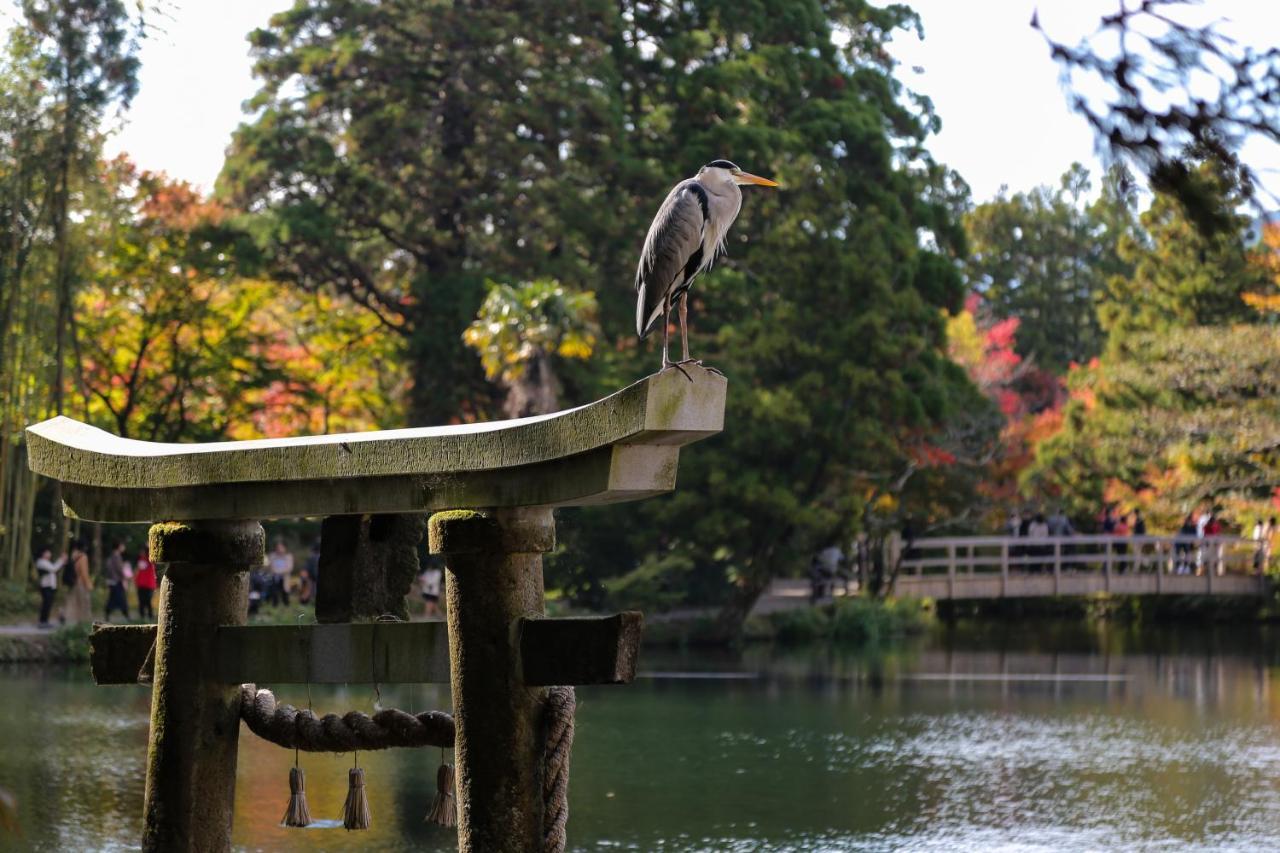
3,621 -> 1280,851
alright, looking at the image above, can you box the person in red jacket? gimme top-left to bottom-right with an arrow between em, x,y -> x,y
135,547 -> 158,620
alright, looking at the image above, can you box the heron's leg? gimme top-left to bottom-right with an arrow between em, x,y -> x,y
679,294 -> 691,362
660,297 -> 672,368
674,293 -> 722,377
661,295 -> 691,381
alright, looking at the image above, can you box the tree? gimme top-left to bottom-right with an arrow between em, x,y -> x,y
1026,170 -> 1280,528
220,1 -> 622,426
76,160 -> 405,442
0,2 -> 144,568
1099,160 -> 1267,346
463,279 -> 599,418
1027,326 -> 1280,530
21,0 -> 142,418
550,0 -> 978,629
0,29 -> 57,577
963,164 -> 1135,372
946,294 -> 1063,515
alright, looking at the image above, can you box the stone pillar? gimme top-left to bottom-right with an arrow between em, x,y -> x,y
429,507 -> 554,853
315,513 -> 426,623
142,520 -> 263,853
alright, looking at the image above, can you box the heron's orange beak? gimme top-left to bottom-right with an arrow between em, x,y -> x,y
734,171 -> 779,187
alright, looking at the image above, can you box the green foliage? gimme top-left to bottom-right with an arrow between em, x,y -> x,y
221,1 -> 622,424
0,579 -> 36,620
20,0 -> 142,117
0,2 -> 143,576
600,552 -> 731,614
1099,161 -> 1265,346
768,597 -> 932,645
463,279 -> 599,417
964,164 -> 1136,372
45,622 -> 91,661
1027,162 -> 1279,528
1028,325 -> 1280,527
564,0 -> 979,626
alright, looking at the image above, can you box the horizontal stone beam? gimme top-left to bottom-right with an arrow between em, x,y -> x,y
216,622 -> 452,684
29,367 -> 726,522
520,612 -> 644,686
90,613 -> 644,687
88,623 -> 158,686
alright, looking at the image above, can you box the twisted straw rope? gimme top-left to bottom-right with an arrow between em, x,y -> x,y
238,683 -> 576,851
541,686 -> 576,853
239,684 -> 455,752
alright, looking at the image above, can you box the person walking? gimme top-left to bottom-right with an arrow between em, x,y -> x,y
65,541 -> 93,625
419,565 -> 443,617
298,539 -> 321,605
1252,517 -> 1268,573
818,544 -> 847,594
1004,510 -> 1021,538
267,540 -> 294,607
1047,507 -> 1074,537
1130,509 -> 1148,570
1101,505 -> 1118,534
134,547 -> 157,619
1112,512 -> 1131,572
1175,513 -> 1197,574
1027,513 -> 1050,572
104,540 -> 129,621
1204,513 -> 1224,575
34,547 -> 66,627
1267,517 -> 1280,574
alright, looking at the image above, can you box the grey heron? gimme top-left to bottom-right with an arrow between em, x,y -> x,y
635,159 -> 777,374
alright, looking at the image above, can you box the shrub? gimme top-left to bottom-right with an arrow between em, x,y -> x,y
46,623 -> 91,661
769,597 -> 932,646
770,606 -> 831,644
0,579 -> 37,620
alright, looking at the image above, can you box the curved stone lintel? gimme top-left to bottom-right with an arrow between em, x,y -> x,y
29,367 -> 725,523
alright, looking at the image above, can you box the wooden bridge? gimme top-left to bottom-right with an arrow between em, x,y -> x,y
895,534 -> 1267,599
757,534 -> 1268,612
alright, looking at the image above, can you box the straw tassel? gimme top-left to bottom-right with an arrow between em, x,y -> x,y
343,765 -> 371,830
281,765 -> 311,828
426,762 -> 456,828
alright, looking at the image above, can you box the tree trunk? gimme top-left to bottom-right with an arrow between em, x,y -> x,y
713,567 -> 775,642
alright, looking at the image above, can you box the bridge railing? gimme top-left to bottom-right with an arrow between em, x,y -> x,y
897,534 -> 1260,579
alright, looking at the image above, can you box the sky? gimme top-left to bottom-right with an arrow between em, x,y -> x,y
100,0 -> 1280,204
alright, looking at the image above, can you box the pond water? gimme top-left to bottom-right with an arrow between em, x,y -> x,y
3,619 -> 1280,851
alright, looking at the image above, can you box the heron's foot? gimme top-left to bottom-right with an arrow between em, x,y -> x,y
663,361 -> 694,382
672,358 -> 723,378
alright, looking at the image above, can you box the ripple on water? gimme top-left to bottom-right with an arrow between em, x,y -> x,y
781,711 -> 1280,849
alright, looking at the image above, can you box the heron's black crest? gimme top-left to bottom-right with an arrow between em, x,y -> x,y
703,159 -> 738,171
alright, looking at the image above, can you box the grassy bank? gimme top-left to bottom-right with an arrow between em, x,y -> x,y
642,597 -> 935,648
749,597 -> 934,645
0,623 -> 91,663
936,592 -> 1274,623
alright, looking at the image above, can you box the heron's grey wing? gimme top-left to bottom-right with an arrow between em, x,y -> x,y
635,181 -> 708,338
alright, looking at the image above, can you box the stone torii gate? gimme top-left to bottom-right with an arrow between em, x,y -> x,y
26,366 -> 726,852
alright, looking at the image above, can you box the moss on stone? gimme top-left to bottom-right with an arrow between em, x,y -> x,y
429,508 -> 556,556
149,520 -> 264,566
429,510 -> 499,555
